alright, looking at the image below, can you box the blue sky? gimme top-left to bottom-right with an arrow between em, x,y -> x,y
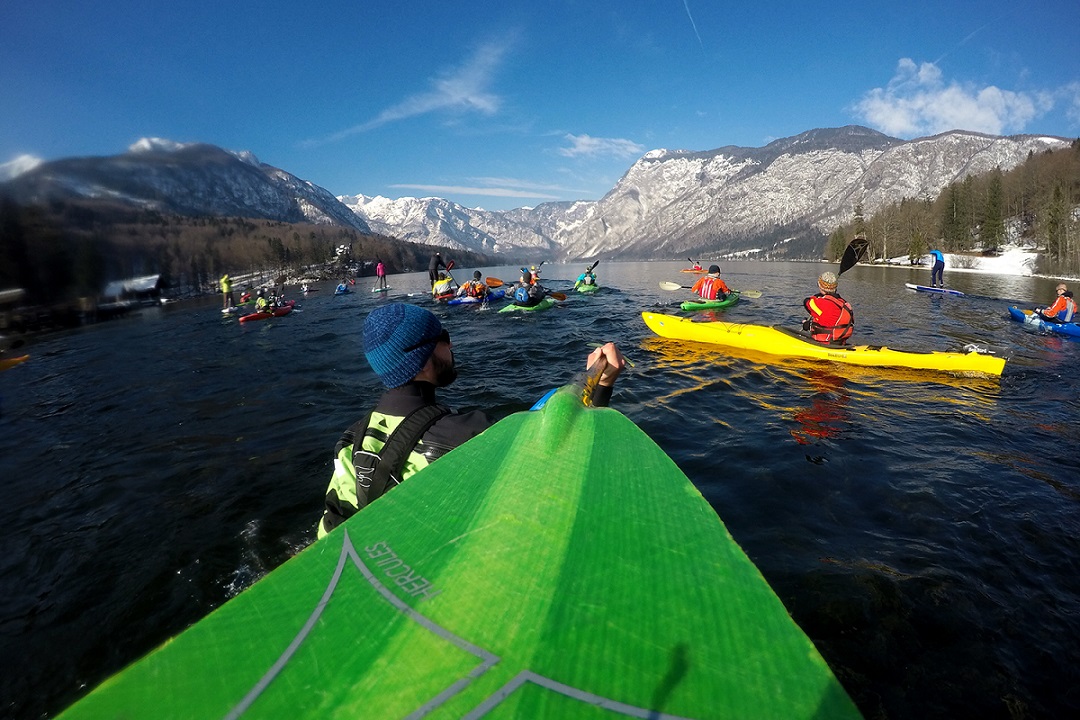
2,0 -> 1078,211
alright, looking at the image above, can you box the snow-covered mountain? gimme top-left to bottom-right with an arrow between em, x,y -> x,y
346,126 -> 1069,260
0,139 -> 370,232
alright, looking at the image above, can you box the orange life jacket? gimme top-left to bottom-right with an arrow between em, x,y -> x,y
804,293 -> 854,343
693,276 -> 730,300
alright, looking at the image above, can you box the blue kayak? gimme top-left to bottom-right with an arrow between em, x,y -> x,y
906,283 -> 965,296
1008,306 -> 1080,338
446,289 -> 505,306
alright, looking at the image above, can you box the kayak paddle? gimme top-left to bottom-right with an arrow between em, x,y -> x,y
658,281 -> 761,298
838,237 -> 870,275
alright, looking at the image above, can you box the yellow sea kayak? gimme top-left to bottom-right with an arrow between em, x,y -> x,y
642,312 -> 1005,377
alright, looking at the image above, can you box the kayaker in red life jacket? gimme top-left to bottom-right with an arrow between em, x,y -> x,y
690,265 -> 731,300
1036,283 -> 1077,323
802,271 -> 854,344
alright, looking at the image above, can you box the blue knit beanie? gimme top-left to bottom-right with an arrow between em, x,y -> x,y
363,304 -> 443,388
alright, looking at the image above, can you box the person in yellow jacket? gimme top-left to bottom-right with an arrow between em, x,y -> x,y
220,273 -> 233,308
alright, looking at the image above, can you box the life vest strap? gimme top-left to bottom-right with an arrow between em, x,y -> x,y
350,403 -> 451,509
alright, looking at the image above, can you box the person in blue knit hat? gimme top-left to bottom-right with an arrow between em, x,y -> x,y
317,303 -> 626,537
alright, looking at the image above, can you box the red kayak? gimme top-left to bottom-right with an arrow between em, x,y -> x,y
239,300 -> 295,323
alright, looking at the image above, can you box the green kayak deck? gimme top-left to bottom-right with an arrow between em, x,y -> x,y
58,388 -> 860,720
680,291 -> 740,312
498,296 -> 556,312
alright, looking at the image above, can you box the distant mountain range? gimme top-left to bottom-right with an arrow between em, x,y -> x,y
1,127 -> 1069,261
0,138 -> 370,233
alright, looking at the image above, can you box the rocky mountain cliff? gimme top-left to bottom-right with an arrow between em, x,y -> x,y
3,128 -> 1069,262
0,138 -> 370,232
345,126 -> 1069,260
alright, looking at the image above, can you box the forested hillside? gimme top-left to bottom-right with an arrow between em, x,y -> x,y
0,198 -> 496,305
826,138 -> 1080,274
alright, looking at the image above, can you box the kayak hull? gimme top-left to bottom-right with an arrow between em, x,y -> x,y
0,354 -> 29,372
499,296 -> 556,313
905,283 -> 965,296
1008,306 -> 1080,337
446,289 -> 506,306
239,301 -> 296,323
642,311 -> 1005,376
56,389 -> 860,720
680,291 -> 740,311
576,284 -> 600,293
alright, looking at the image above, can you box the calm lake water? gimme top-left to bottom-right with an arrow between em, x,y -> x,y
2,261 -> 1078,719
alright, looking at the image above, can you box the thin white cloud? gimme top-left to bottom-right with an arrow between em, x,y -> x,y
1065,82 -> 1080,127
683,1 -> 704,51
558,134 -> 644,159
305,40 -> 510,146
854,58 -> 1054,137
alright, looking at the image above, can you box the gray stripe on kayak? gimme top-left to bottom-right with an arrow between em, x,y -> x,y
463,670 -> 696,719
225,530 -> 499,719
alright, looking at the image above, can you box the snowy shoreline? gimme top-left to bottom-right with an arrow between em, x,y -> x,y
865,245 -> 1079,282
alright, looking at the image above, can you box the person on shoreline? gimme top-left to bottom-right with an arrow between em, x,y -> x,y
1035,283 -> 1077,323
690,265 -> 730,301
316,303 -> 626,538
929,249 -> 946,288
802,271 -> 854,344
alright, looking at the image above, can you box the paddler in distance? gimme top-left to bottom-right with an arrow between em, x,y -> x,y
690,265 -> 730,301
509,268 -> 546,307
317,303 -> 626,538
455,271 -> 489,300
802,271 -> 854,344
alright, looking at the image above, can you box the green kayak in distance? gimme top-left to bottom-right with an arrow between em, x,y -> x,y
498,296 -> 556,313
57,388 -> 861,720
576,283 -> 600,294
681,290 -> 740,312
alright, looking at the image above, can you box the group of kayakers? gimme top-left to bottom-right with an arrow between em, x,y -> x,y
685,263 -> 854,345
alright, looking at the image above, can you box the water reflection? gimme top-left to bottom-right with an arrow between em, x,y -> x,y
790,369 -> 850,453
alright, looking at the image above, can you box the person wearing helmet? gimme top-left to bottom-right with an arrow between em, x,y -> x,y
431,271 -> 456,299
802,271 -> 854,344
254,288 -> 270,314
456,271 -> 489,300
574,265 -> 597,289
509,268 -> 545,307
690,265 -> 730,301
